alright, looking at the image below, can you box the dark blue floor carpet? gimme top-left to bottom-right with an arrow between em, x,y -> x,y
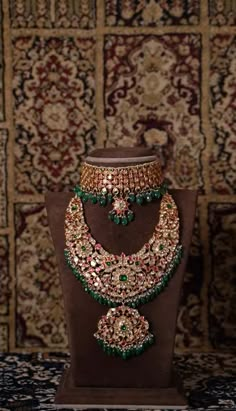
0,353 -> 235,411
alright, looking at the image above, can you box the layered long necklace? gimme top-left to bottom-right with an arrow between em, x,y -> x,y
65,160 -> 182,359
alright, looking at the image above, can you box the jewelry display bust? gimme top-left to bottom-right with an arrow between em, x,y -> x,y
45,147 -> 197,408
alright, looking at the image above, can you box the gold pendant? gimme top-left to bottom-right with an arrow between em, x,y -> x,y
94,305 -> 154,359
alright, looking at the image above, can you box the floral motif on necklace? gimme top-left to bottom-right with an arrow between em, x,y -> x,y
64,192 -> 182,359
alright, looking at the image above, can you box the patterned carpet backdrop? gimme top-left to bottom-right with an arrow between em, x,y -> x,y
0,0 -> 235,353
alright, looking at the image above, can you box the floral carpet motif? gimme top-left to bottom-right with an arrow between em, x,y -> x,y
0,353 -> 235,410
104,34 -> 205,191
210,35 -> 236,194
15,203 -> 67,348
13,36 -> 96,194
105,0 -> 200,26
10,0 -> 96,28
209,0 -> 236,25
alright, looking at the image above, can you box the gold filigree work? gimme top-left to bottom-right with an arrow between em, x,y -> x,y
64,189 -> 182,358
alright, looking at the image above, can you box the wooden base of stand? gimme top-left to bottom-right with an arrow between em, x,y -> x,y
55,368 -> 188,409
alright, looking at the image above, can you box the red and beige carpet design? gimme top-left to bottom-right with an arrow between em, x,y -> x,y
0,1 -> 235,354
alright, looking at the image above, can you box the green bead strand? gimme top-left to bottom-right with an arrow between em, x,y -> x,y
145,192 -> 152,202
91,195 -> 97,204
128,193 -> 136,203
108,211 -> 115,221
136,194 -> 144,205
107,194 -> 113,204
114,215 -> 120,225
127,211 -> 134,222
121,216 -> 128,226
99,196 -> 107,207
153,190 -> 161,199
82,192 -> 89,202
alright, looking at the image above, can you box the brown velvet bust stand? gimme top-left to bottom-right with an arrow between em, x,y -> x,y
45,148 -> 197,409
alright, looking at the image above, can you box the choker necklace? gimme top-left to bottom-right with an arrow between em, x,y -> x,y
65,192 -> 183,359
74,160 -> 167,226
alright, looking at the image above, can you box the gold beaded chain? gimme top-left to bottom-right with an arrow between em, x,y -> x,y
80,160 -> 163,196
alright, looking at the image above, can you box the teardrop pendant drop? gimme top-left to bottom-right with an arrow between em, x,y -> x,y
108,197 -> 134,225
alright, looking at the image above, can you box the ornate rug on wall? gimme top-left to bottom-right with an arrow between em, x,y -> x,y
0,1 -> 235,354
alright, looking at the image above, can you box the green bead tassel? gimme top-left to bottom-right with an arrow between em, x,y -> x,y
145,192 -> 152,202
136,194 -> 144,205
127,211 -> 134,222
108,211 -> 115,221
75,188 -> 83,198
114,215 -> 120,225
99,196 -> 107,207
121,216 -> 128,226
128,193 -> 136,203
107,194 -> 113,204
82,192 -> 89,202
153,190 -> 161,199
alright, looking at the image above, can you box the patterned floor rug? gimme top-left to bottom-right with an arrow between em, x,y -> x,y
0,352 -> 235,411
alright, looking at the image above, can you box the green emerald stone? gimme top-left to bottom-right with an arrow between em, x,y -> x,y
114,215 -> 120,225
120,324 -> 127,331
153,190 -> 161,199
127,211 -> 134,222
106,261 -> 111,266
99,196 -> 107,206
107,194 -> 113,204
121,216 -> 128,226
82,193 -> 89,202
74,187 -> 82,197
159,244 -> 164,250
119,274 -> 128,282
167,203 -> 172,209
81,246 -> 86,251
71,205 -> 77,211
145,192 -> 152,202
128,193 -> 136,203
108,211 -> 115,221
91,195 -> 97,204
136,194 -> 144,205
